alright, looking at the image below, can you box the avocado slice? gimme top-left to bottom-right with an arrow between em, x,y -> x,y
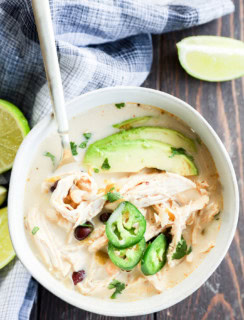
113,116 -> 153,130
83,139 -> 198,175
90,126 -> 196,153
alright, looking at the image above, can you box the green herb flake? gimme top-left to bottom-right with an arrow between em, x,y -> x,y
115,103 -> 125,109
169,147 -> 194,162
214,211 -> 221,220
79,141 -> 88,149
108,279 -> 126,299
186,246 -> 192,255
80,223 -> 94,229
79,132 -> 92,149
105,191 -> 121,203
32,226 -> 39,235
93,168 -> 99,173
83,132 -> 92,140
101,158 -> 111,170
70,142 -> 78,156
172,236 -> 192,260
44,152 -> 56,166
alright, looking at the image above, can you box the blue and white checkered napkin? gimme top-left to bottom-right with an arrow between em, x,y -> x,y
0,0 -> 234,318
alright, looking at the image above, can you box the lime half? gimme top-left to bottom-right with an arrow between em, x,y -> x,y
0,186 -> 7,206
0,207 -> 15,269
0,99 -> 30,174
177,36 -> 244,82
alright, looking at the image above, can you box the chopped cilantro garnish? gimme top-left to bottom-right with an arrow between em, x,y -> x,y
214,211 -> 221,220
101,158 -> 111,170
186,246 -> 192,255
93,168 -> 99,173
172,236 -> 192,260
79,132 -> 92,149
83,132 -> 92,140
108,279 -> 126,299
32,226 -> 39,235
169,147 -> 194,162
80,223 -> 94,229
115,103 -> 125,109
105,189 -> 121,203
79,141 -> 87,149
44,152 -> 56,166
70,142 -> 78,155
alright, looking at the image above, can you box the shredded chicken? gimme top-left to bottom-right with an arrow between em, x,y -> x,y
167,196 -> 209,266
118,172 -> 196,207
29,169 -> 218,296
44,171 -> 106,224
26,208 -> 71,278
200,202 -> 220,225
77,255 -> 119,295
67,173 -> 209,256
143,268 -> 167,293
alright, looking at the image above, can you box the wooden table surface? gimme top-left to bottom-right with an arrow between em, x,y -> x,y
30,1 -> 244,319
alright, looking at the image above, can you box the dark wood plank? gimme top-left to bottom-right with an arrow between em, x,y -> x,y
32,284 -> 154,320
31,0 -> 244,319
151,1 -> 244,319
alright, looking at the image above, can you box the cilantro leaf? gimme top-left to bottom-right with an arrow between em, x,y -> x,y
172,236 -> 192,260
186,246 -> 192,255
80,223 -> 94,229
115,103 -> 125,109
79,133 -> 92,149
101,158 -> 111,170
79,141 -> 87,149
44,152 -> 56,166
108,279 -> 126,299
93,168 -> 99,173
105,191 -> 121,203
169,147 -> 194,162
70,142 -> 78,156
83,132 -> 92,140
32,226 -> 39,235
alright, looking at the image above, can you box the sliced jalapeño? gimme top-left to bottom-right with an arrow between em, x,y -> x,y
106,201 -> 146,249
141,234 -> 167,276
108,238 -> 146,271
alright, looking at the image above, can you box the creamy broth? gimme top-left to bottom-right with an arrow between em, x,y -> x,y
24,103 -> 222,301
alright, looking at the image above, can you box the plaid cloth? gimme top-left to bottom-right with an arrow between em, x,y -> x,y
0,0 -> 234,319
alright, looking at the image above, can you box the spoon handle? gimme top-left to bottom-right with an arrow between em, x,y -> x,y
32,0 -> 70,150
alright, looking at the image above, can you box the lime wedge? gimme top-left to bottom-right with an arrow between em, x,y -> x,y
0,207 -> 15,269
0,99 -> 30,174
0,186 -> 7,206
177,36 -> 244,82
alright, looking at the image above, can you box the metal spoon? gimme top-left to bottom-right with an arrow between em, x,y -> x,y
32,0 -> 75,169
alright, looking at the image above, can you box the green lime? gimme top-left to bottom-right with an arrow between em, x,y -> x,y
0,99 -> 30,174
0,207 -> 15,269
177,36 -> 244,82
0,186 -> 7,206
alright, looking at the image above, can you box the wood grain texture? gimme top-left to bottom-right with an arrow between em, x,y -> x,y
31,0 -> 244,319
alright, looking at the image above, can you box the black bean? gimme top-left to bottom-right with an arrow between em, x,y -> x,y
164,227 -> 172,244
72,270 -> 85,285
99,212 -> 111,223
74,221 -> 94,241
50,180 -> 59,192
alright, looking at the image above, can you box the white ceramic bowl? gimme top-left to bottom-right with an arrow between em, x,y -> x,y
8,87 -> 239,317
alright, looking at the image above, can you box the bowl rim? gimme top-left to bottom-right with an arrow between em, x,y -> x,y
8,86 -> 239,316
